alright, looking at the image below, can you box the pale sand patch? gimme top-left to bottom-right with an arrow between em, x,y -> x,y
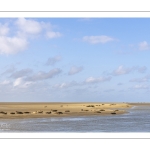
0,102 -> 132,119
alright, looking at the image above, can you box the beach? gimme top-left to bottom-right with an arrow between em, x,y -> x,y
0,102 -> 132,119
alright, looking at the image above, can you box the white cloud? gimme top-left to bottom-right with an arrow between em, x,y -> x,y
13,77 -> 33,88
83,35 -> 115,44
53,76 -> 112,89
139,41 -> 149,50
0,18 -> 62,55
133,84 -> 149,89
13,77 -> 23,87
113,65 -> 134,75
1,65 -> 16,75
130,77 -> 148,82
0,36 -> 28,54
129,74 -> 150,83
26,68 -> 62,81
68,66 -> 83,75
10,68 -> 33,78
113,65 -> 147,76
54,83 -> 68,89
16,18 -> 42,35
16,18 -> 62,39
46,55 -> 61,66
0,24 -> 9,36
53,81 -> 78,89
0,80 -> 10,85
85,76 -> 111,84
46,31 -> 62,39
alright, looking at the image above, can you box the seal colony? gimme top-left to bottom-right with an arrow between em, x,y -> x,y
0,102 -> 132,119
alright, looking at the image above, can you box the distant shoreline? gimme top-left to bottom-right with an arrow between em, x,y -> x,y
128,103 -> 150,106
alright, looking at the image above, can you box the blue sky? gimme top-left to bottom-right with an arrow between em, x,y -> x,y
0,18 -> 150,102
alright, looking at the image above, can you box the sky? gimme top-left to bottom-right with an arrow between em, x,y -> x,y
0,18 -> 150,102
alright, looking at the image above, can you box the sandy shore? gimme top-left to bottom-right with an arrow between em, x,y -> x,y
0,102 -> 132,119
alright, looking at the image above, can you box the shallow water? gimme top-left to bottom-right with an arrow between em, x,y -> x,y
0,105 -> 150,132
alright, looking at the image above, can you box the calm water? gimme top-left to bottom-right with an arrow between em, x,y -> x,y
0,105 -> 150,132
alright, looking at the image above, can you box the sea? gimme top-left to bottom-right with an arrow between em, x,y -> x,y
0,105 -> 150,132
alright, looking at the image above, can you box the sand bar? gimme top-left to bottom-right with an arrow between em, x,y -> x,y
0,102 -> 132,119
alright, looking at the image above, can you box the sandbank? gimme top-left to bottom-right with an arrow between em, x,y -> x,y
0,102 -> 132,119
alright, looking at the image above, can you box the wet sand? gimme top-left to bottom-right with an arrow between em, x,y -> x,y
0,102 -> 132,119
